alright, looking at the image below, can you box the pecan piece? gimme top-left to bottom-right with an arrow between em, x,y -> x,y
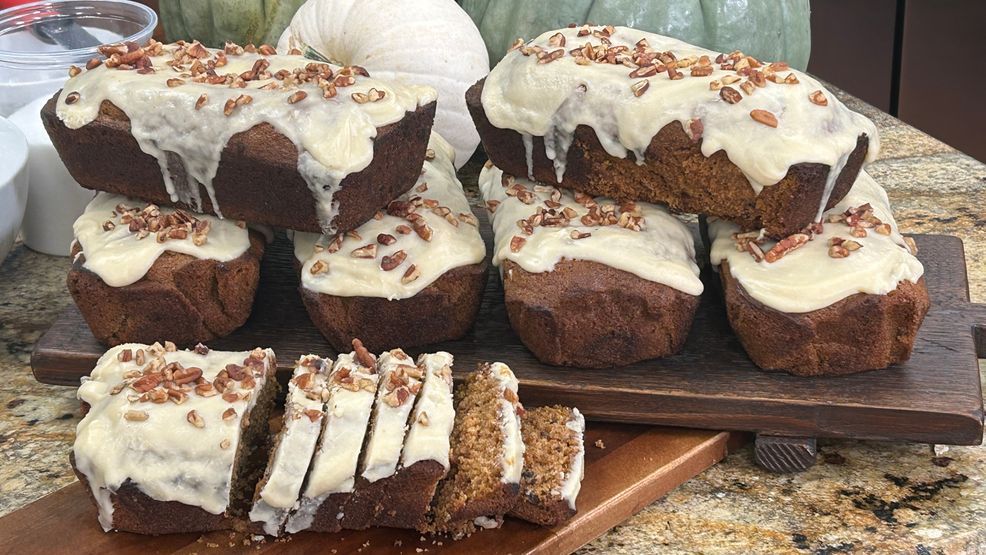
381,250 -> 407,271
719,86 -> 742,104
764,233 -> 809,263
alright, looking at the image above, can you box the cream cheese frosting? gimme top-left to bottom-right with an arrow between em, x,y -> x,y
479,163 -> 703,296
481,25 -> 878,201
74,192 -> 251,287
709,171 -> 924,313
56,40 -> 437,233
401,352 -> 455,470
559,408 -> 585,511
285,351 -> 378,533
294,133 -> 486,299
249,355 -> 330,536
74,343 -> 274,531
487,362 -> 524,485
358,349 -> 422,483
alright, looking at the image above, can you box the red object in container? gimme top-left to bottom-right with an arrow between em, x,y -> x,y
0,0 -> 34,9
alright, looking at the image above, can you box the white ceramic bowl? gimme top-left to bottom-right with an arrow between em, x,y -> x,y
0,116 -> 29,267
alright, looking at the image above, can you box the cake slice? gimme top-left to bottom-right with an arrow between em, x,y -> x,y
72,342 -> 278,534
69,193 -> 266,347
373,352 -> 456,530
284,340 -> 379,533
342,351 -> 456,531
429,362 -> 524,537
510,406 -> 585,526
340,348 -> 424,529
248,355 -> 331,536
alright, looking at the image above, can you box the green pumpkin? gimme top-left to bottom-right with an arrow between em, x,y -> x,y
159,0 -> 306,48
461,0 -> 811,70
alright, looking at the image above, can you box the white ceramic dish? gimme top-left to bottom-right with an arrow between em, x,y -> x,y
0,116 -> 29,267
10,95 -> 95,256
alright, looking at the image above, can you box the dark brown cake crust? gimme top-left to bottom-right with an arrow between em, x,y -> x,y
72,466 -> 229,535
509,497 -> 574,527
306,492 -> 350,533
341,460 -> 446,531
41,95 -> 436,234
68,231 -> 265,347
719,261 -> 930,376
467,79 -> 868,239
502,259 -> 700,368
300,261 -> 488,353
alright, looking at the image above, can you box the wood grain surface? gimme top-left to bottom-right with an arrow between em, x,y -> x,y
0,425 -> 730,555
31,226 -> 985,445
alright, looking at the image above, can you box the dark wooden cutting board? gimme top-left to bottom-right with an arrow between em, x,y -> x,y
0,425 -> 733,555
32,226 -> 985,445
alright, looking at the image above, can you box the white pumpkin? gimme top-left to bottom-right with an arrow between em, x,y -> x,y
278,0 -> 489,169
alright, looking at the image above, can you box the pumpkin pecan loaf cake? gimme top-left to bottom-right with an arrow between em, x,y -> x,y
708,171 -> 929,376
468,25 -> 878,238
368,352 -> 456,530
285,340 -> 379,534
480,163 -> 704,367
249,355 -> 330,536
340,348 -> 425,529
42,39 -> 437,235
72,342 -> 278,534
429,362 -> 524,537
68,193 -> 265,347
294,134 -> 487,352
510,406 -> 585,527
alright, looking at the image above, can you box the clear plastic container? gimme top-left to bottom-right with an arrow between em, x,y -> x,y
0,0 -> 157,116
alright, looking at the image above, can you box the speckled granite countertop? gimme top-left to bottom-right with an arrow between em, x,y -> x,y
0,89 -> 983,554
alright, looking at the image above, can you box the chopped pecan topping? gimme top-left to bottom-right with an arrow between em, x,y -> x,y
381,250 -> 407,271
351,244 -> 377,259
186,410 -> 205,428
809,90 -> 828,106
401,264 -> 420,284
124,410 -> 149,422
750,109 -> 778,128
352,338 -> 376,368
763,233 -> 809,263
719,86 -> 742,104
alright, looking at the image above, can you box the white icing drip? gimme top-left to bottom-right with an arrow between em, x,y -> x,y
479,164 -> 703,296
74,344 -> 273,531
481,26 -> 878,191
709,171 -> 924,313
294,134 -> 485,299
74,193 -> 251,287
488,362 -> 524,485
56,43 -> 436,233
401,352 -> 455,470
359,350 -> 421,483
815,150 -> 851,222
521,133 -> 535,180
557,408 -> 585,511
249,357 -> 329,536
285,352 -> 378,533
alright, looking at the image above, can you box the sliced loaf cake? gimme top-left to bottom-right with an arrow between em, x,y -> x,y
284,340 -> 379,534
249,355 -> 331,536
510,406 -> 585,526
73,342 -> 278,534
429,362 -> 524,537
